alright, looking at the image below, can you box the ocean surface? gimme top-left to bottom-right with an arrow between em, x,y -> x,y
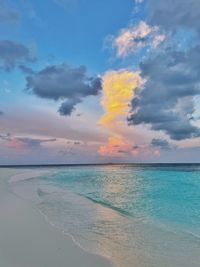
9,164 -> 200,267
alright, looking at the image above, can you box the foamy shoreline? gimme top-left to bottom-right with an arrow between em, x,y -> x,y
0,168 -> 113,267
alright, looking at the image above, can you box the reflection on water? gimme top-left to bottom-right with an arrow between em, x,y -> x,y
96,166 -> 138,266
10,165 -> 200,267
94,204 -> 137,267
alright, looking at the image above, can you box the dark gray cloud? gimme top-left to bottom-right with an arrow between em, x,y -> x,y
151,138 -> 171,150
129,45 -> 200,140
0,40 -> 35,71
148,0 -> 200,33
58,98 -> 80,116
25,64 -> 102,116
128,0 -> 200,141
0,0 -> 20,24
0,110 -> 3,115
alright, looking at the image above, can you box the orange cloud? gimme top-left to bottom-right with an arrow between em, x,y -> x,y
100,70 -> 141,130
99,70 -> 142,157
99,136 -> 133,156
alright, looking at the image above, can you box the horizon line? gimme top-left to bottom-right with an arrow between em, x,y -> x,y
0,163 -> 200,168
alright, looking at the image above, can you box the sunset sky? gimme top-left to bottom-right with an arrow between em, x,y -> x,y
0,0 -> 200,164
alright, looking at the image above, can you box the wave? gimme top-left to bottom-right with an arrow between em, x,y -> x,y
80,194 -> 132,217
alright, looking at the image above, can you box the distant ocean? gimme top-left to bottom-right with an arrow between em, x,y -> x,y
10,164 -> 200,267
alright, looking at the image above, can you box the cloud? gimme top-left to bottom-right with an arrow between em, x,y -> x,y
25,64 -> 102,116
0,110 -> 3,115
127,0 -> 200,141
8,137 -> 56,149
100,70 -> 141,130
0,40 -> 35,71
0,0 -> 20,24
99,70 -> 142,156
110,21 -> 165,58
128,44 -> 200,140
98,136 -> 133,156
151,138 -> 171,150
58,98 -> 80,116
148,0 -> 200,34
0,133 -> 56,150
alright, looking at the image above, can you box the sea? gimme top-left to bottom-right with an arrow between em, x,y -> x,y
9,164 -> 200,267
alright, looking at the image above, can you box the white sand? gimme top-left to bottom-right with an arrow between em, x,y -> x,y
0,168 -> 113,267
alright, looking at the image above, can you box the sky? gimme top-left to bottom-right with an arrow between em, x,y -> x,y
0,0 -> 200,164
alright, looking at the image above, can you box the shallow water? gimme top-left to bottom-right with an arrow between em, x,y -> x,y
9,164 -> 200,267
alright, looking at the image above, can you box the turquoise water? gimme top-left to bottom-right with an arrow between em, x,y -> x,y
10,164 -> 200,267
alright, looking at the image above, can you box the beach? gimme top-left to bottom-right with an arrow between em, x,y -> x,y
0,168 -> 113,267
0,165 -> 200,267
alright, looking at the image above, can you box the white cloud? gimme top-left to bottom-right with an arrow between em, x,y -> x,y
111,21 -> 166,58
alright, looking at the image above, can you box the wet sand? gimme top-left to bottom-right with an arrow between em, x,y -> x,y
0,168 -> 113,267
